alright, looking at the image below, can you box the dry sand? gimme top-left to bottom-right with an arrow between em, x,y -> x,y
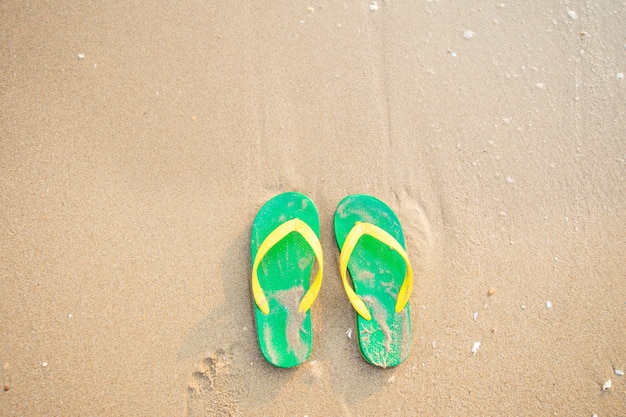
1,1 -> 625,416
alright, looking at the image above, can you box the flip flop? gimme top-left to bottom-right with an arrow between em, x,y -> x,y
334,194 -> 413,368
251,192 -> 323,368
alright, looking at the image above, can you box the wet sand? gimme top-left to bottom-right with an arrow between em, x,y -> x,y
1,2 -> 625,415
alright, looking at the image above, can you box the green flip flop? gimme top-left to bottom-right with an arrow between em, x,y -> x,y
251,192 -> 323,368
334,194 -> 413,368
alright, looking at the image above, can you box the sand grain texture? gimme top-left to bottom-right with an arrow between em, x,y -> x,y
1,1 -> 624,416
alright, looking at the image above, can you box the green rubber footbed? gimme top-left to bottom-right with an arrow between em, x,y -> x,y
334,194 -> 412,368
251,192 -> 319,368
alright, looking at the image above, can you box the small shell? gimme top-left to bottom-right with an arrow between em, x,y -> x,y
487,287 -> 496,296
602,380 -> 611,391
346,328 -> 352,339
614,369 -> 624,376
471,342 -> 480,355
546,301 -> 552,309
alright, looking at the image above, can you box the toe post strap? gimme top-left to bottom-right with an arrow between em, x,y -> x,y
252,218 -> 324,315
339,222 -> 412,320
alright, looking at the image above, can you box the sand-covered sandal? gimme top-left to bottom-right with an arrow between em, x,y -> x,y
334,194 -> 413,368
251,192 -> 323,368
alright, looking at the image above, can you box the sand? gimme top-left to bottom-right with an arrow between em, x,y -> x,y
1,1 -> 625,416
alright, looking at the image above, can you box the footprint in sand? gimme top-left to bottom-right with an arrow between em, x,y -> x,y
185,349 -> 240,417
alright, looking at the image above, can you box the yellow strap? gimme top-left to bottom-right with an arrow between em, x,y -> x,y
252,218 -> 324,315
339,222 -> 412,321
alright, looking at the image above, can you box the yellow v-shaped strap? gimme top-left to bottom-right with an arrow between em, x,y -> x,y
252,218 -> 324,315
339,222 -> 412,321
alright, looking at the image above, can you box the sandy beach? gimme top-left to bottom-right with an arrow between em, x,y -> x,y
1,1 -> 625,415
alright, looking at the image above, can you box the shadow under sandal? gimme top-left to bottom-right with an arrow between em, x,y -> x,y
334,194 -> 413,368
251,192 -> 323,368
